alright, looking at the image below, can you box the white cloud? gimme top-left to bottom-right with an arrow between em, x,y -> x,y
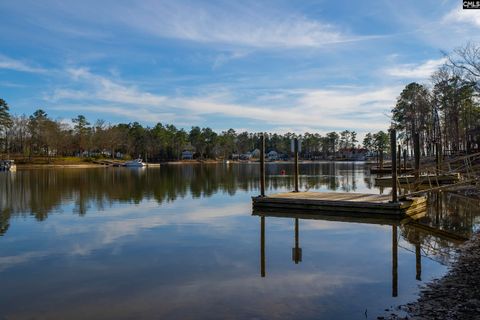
108,1 -> 378,48
48,68 -> 396,131
385,58 -> 446,79
61,68 -> 167,106
444,6 -> 480,27
0,54 -> 47,73
212,50 -> 250,69
53,104 -> 183,124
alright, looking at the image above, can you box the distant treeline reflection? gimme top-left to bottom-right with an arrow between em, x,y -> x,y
0,163 -> 367,235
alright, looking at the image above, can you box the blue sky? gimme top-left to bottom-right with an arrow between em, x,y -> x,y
0,0 -> 479,137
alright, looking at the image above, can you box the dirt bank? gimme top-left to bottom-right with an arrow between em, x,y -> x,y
17,164 -> 107,169
383,232 -> 480,319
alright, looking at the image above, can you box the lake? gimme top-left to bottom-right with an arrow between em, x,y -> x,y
0,162 -> 478,319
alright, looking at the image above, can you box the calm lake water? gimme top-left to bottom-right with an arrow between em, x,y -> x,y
1,162 -> 479,319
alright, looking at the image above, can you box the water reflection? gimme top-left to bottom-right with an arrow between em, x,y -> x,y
392,225 -> 398,298
1,164 -> 478,266
292,218 -> 302,264
256,213 -> 406,297
0,163 -> 368,236
254,196 -> 477,300
0,163 -> 479,319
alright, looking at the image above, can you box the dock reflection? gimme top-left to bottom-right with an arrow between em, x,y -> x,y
254,208 -> 467,298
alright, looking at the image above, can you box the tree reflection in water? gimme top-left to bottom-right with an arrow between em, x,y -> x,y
1,163 -> 479,240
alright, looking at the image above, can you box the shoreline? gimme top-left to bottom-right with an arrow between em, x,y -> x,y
12,159 -> 368,169
384,232 -> 480,319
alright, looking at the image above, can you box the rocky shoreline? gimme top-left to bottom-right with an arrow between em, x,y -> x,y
382,232 -> 480,320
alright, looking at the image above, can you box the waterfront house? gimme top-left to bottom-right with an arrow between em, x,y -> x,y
338,148 -> 368,161
267,150 -> 278,161
181,150 -> 194,160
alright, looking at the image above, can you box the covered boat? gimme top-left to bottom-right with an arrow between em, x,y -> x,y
124,159 -> 146,167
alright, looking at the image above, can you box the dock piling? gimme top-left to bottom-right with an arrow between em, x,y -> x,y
379,148 -> 384,170
397,144 -> 401,173
260,133 -> 265,197
294,138 -> 299,192
414,132 -> 420,180
390,129 -> 398,203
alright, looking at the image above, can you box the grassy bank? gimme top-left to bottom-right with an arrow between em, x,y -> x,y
12,157 -> 106,168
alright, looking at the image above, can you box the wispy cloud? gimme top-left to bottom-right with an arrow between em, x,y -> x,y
52,104 -> 184,124
212,50 -> 251,69
0,54 -> 47,73
443,6 -> 480,27
63,68 -> 167,105
0,1 -> 381,50
385,58 -> 446,79
47,68 -> 396,132
104,1 -> 381,49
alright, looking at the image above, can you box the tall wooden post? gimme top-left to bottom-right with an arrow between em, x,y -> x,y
397,144 -> 401,173
260,133 -> 265,197
390,129 -> 398,203
392,225 -> 398,297
379,149 -> 384,170
435,142 -> 440,176
261,216 -> 265,277
414,132 -> 420,180
294,138 -> 299,192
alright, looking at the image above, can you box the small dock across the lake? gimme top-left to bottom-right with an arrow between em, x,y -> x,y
375,173 -> 460,186
370,166 -> 413,174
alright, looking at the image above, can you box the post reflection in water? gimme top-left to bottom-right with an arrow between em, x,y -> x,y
261,216 -> 265,278
415,230 -> 422,281
292,218 -> 302,264
392,225 -> 398,298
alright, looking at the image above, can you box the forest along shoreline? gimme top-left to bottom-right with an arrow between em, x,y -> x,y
11,157 -> 370,168
11,157 -> 239,168
383,231 -> 480,320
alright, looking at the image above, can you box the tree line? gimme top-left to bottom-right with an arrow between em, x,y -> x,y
391,42 -> 480,157
0,103 -> 363,161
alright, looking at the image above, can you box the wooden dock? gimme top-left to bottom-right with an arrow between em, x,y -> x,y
375,173 -> 460,186
370,166 -> 413,174
252,191 -> 427,216
252,130 -> 426,218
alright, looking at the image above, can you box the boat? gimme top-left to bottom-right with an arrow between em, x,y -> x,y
124,159 -> 146,167
0,160 -> 16,172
